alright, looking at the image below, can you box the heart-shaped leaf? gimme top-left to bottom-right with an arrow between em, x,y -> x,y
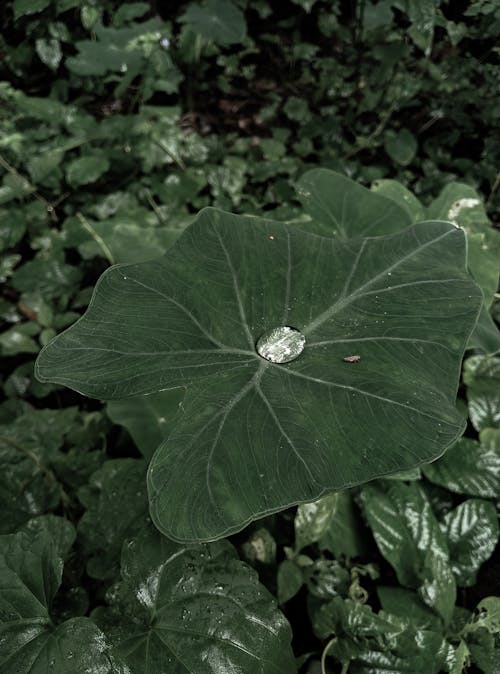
92,525 -> 296,674
36,209 -> 481,542
297,169 -> 413,238
0,515 -> 124,673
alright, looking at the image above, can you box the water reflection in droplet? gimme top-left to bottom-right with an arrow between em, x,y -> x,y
256,326 -> 306,364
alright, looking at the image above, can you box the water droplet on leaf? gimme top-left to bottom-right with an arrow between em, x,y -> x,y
256,326 -> 306,364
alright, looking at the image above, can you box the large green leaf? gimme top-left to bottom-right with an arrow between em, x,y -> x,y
36,209 -> 481,542
297,169 -> 412,238
92,525 -> 296,674
360,481 -> 456,625
107,389 -> 185,459
0,515 -> 123,673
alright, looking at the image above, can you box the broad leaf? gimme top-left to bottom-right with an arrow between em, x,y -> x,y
107,389 -> 185,459
0,515 -> 123,673
442,499 -> 499,587
422,434 -> 500,497
36,209 -> 481,542
371,179 -> 426,223
297,169 -> 412,238
360,481 -> 456,624
180,0 -> 247,45
92,525 -> 296,674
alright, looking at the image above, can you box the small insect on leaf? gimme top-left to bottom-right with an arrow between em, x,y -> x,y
343,355 -> 361,363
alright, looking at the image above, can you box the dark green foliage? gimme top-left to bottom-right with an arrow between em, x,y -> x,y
1,1 -> 499,672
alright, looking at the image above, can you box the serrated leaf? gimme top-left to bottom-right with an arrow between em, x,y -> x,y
93,525 -> 296,673
360,481 -> 456,624
297,169 -> 412,239
0,515 -> 123,673
36,209 -> 481,542
422,435 -> 500,497
442,499 -> 499,587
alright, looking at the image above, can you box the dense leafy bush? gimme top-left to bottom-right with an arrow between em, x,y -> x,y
1,1 -> 499,672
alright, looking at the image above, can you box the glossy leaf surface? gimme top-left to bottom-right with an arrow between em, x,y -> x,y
36,209 -> 481,542
93,525 -> 296,674
0,515 -> 122,673
360,481 -> 456,624
442,499 -> 499,587
422,434 -> 500,497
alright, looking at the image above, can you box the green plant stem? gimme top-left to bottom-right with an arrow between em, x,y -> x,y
321,637 -> 336,674
76,212 -> 115,265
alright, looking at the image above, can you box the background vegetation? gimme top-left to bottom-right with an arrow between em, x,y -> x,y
1,1 -> 499,672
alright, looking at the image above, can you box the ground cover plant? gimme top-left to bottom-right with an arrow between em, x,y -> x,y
1,1 -> 500,672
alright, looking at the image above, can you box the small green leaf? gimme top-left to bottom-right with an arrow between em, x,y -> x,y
278,559 -> 304,604
0,322 -> 40,356
66,155 -> 110,187
35,38 -> 62,70
294,493 -> 338,552
442,499 -> 499,587
93,525 -> 297,673
303,559 -> 350,600
384,129 -> 418,165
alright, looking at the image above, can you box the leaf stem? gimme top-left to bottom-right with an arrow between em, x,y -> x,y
76,212 -> 115,265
